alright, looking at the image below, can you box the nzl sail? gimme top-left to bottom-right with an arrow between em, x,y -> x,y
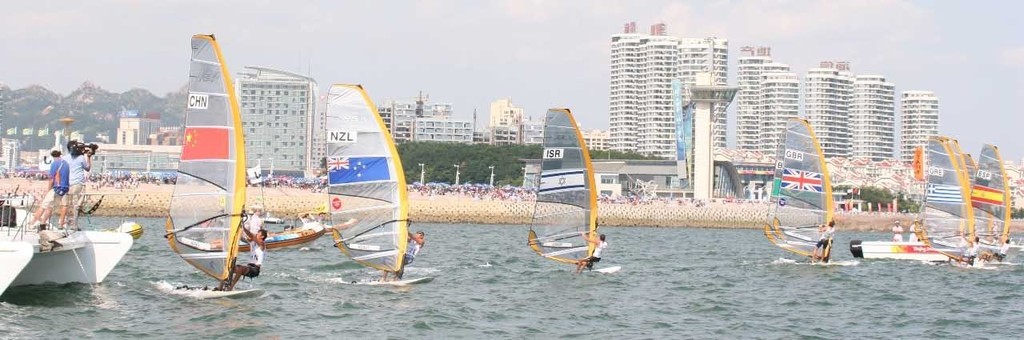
763,118 -> 834,258
165,34 -> 247,281
970,144 -> 1011,245
327,85 -> 409,273
528,108 -> 598,264
919,136 -> 973,260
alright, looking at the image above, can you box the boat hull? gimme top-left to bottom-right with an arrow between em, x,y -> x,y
0,230 -> 133,286
849,240 -> 952,262
238,223 -> 325,252
0,242 -> 33,295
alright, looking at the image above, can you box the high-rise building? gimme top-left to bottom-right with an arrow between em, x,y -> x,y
851,75 -> 896,160
679,37 -> 729,149
236,66 -> 318,177
758,72 -> 800,154
609,22 -> 728,158
609,23 -> 680,157
378,95 -> 460,143
583,129 -> 611,150
900,91 -> 939,162
804,61 -> 854,158
115,110 -> 160,146
488,98 -> 525,145
735,46 -> 794,152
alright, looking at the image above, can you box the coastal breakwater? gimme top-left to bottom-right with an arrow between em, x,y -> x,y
6,180 -> 1022,232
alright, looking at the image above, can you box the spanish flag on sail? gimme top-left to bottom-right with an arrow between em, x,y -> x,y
971,184 -> 1004,207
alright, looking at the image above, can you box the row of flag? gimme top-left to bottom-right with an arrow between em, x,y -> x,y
3,127 -> 56,136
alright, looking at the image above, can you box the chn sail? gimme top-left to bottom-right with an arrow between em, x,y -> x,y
919,136 -> 973,260
970,144 -> 1011,245
165,34 -> 246,281
327,84 -> 408,272
763,118 -> 834,259
528,108 -> 598,264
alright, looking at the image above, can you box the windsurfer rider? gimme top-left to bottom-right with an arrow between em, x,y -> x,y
962,237 -> 979,266
812,220 -> 835,263
575,232 -> 608,273
223,228 -> 267,291
387,230 -> 425,281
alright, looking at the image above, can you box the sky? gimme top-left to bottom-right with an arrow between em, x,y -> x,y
2,0 -> 1022,160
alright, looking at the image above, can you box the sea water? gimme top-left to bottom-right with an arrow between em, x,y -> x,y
2,218 -> 1023,339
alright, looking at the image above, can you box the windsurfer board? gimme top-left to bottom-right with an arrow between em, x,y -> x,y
592,266 -> 621,274
169,287 -> 264,299
345,277 -> 434,286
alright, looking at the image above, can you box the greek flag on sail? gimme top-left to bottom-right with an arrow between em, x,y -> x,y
926,183 -> 962,204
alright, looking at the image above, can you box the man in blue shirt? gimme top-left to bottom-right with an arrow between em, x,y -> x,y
64,141 -> 93,228
30,148 -> 70,229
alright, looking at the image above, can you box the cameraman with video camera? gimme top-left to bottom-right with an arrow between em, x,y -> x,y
65,140 -> 97,229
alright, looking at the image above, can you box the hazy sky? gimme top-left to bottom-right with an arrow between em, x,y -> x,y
2,1 -> 1022,160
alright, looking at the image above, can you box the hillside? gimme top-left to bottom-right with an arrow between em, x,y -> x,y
0,82 -> 186,149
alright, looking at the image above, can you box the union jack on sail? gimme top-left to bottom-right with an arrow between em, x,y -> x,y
781,168 -> 823,192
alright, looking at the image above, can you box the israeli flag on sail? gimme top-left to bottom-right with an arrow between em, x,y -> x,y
926,183 -> 963,204
538,169 -> 586,194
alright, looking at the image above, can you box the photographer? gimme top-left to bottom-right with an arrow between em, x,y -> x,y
65,140 -> 96,228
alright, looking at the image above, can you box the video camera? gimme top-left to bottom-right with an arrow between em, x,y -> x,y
67,140 -> 99,156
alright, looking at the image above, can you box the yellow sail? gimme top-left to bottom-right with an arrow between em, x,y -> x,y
165,34 -> 246,281
326,84 -> 409,272
528,108 -> 598,264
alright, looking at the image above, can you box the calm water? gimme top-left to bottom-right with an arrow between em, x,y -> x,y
2,218 -> 1024,339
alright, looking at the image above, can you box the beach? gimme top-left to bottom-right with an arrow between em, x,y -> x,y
3,178 -> 1019,232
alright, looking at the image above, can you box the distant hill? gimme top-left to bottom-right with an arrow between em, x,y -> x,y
0,82 -> 186,150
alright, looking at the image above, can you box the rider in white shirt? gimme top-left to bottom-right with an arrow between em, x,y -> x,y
891,221 -> 904,242
576,232 -> 608,273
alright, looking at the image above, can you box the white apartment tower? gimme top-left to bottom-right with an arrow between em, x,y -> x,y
804,61 -> 854,158
900,91 -> 940,162
850,75 -> 896,160
609,22 -> 681,157
735,46 -> 795,152
609,22 -> 728,158
679,37 -> 729,149
758,72 -> 801,154
236,66 -> 318,177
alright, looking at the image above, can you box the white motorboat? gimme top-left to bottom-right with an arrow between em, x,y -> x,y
0,241 -> 32,295
0,227 -> 133,286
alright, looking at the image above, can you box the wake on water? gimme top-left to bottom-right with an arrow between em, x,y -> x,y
772,258 -> 860,266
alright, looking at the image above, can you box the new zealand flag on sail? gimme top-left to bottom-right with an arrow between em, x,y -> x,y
781,168 -> 823,193
328,156 -> 391,184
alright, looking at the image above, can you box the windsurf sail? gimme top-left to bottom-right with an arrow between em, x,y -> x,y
763,118 -> 834,259
918,136 -> 973,260
327,85 -> 409,273
969,144 -> 1011,245
528,108 -> 598,264
165,34 -> 247,281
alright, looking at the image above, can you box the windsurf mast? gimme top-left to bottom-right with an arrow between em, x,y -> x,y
528,108 -> 598,264
326,84 -> 409,273
165,34 -> 247,282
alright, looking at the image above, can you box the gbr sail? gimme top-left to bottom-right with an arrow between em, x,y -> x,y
528,108 -> 598,264
763,118 -> 834,259
919,136 -> 973,260
970,144 -> 1011,245
327,85 -> 409,272
165,34 -> 246,281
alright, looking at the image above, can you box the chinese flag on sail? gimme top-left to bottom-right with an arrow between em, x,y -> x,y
181,127 -> 229,160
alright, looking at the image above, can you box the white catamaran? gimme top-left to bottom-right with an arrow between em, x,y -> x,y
0,241 -> 32,296
326,84 -> 426,285
0,172 -> 132,289
763,118 -> 836,263
164,34 -> 260,298
528,108 -> 616,273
